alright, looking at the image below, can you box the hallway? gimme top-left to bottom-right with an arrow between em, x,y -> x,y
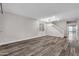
59,24 -> 79,56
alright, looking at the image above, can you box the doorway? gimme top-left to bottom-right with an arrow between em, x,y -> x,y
68,25 -> 77,40
67,21 -> 78,47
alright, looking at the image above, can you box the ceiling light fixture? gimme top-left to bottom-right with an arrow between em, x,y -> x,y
40,16 -> 60,22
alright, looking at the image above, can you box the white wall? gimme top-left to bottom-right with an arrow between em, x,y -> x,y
0,12 -> 46,45
46,20 -> 67,37
0,12 -> 67,45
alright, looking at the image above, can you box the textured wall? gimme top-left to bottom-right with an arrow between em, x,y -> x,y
0,12 -> 46,45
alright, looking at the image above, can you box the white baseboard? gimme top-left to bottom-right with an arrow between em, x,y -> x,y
0,35 -> 46,46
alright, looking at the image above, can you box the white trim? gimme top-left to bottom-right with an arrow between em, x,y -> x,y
0,35 -> 45,46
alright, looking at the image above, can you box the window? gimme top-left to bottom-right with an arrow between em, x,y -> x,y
68,25 -> 76,33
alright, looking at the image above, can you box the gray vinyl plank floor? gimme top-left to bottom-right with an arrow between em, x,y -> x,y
0,36 -> 78,56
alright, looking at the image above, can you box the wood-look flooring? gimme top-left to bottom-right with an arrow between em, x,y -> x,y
0,36 -> 78,56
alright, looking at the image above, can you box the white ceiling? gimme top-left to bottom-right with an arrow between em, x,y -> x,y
2,3 -> 79,20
